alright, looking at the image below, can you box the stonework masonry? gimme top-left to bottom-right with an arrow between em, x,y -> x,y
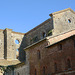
0,8 -> 75,75
25,30 -> 75,75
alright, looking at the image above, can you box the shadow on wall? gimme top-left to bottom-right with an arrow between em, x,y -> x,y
18,18 -> 54,62
18,34 -> 27,62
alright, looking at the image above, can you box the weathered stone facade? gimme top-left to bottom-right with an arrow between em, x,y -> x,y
25,30 -> 75,75
0,8 -> 75,75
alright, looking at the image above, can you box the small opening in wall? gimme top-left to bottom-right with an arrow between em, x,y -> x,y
15,39 -> 19,44
42,32 -> 46,38
43,66 -> 45,75
18,73 -> 19,75
37,50 -> 41,59
74,40 -> 75,48
54,63 -> 57,72
16,49 -> 19,59
68,19 -> 71,23
67,59 -> 71,69
35,69 -> 37,75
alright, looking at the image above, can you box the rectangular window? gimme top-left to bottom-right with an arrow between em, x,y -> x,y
74,40 -> 75,48
43,67 -> 45,75
58,44 -> 62,50
37,50 -> 41,59
54,63 -> 57,72
35,69 -> 37,75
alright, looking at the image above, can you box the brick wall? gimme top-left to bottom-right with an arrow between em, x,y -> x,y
27,35 -> 75,75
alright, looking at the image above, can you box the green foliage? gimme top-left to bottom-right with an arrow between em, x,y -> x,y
48,30 -> 52,36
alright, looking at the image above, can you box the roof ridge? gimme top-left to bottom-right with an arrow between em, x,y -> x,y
50,8 -> 75,16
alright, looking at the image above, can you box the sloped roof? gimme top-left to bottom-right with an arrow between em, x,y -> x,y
46,29 -> 75,47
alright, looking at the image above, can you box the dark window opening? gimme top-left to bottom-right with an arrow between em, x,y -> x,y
43,32 -> 46,38
68,19 -> 71,23
54,63 -> 57,72
67,59 -> 71,69
74,40 -> 75,48
58,44 -> 62,50
18,73 -> 19,75
35,69 -> 37,75
33,36 -> 38,43
43,67 -> 45,75
37,50 -> 41,59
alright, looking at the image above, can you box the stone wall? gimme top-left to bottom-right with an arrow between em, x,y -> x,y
14,64 -> 30,75
0,28 -> 25,61
25,18 -> 53,46
52,8 -> 75,35
0,29 -> 4,59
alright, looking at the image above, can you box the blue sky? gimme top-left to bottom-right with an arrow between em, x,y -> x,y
0,0 -> 75,33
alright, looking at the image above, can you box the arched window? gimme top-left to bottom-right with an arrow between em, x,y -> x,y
67,59 -> 71,69
37,50 -> 41,59
42,32 -> 46,38
54,63 -> 57,72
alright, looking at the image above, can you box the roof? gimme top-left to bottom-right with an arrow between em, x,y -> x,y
46,29 -> 75,47
25,18 -> 51,35
50,8 -> 75,17
0,59 -> 21,66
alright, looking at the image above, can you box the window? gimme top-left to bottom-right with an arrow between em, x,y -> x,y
67,59 -> 71,69
35,69 -> 37,75
37,50 -> 41,59
15,39 -> 20,44
33,36 -> 38,43
42,32 -> 46,38
74,40 -> 75,48
54,63 -> 57,72
58,44 -> 62,50
18,73 -> 19,75
43,67 -> 45,75
16,49 -> 19,59
68,19 -> 71,23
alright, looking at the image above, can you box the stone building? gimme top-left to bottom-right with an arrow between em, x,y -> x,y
0,8 -> 75,75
